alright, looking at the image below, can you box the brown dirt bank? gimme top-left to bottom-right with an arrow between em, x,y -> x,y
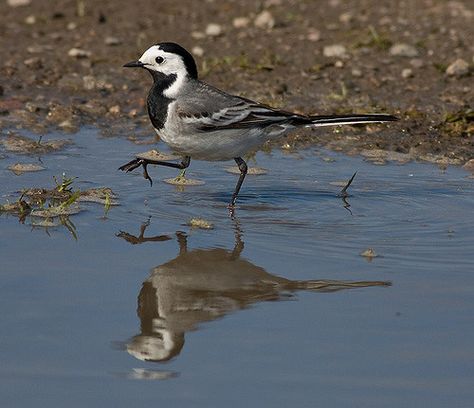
0,0 -> 473,166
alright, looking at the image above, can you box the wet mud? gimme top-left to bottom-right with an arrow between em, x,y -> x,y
0,0 -> 472,166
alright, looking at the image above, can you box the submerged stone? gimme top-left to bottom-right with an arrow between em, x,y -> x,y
225,166 -> 268,175
0,133 -> 72,154
8,163 -> 45,175
163,177 -> 205,186
187,218 -> 214,230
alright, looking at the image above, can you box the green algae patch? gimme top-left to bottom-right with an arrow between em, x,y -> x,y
187,218 -> 214,230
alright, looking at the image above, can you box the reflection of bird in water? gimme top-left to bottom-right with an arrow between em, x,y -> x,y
117,222 -> 390,363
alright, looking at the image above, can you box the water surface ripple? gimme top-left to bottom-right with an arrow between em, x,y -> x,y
0,128 -> 473,407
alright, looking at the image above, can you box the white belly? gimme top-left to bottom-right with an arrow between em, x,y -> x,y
157,127 -> 269,161
156,102 -> 292,161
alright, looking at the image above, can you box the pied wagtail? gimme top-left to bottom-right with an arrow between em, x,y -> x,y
119,42 -> 397,207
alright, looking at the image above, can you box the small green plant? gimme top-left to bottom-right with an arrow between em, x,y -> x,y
54,173 -> 77,193
368,26 -> 392,50
327,82 -> 348,101
103,190 -> 112,217
60,190 -> 81,209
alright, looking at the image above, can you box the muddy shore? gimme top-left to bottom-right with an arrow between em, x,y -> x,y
0,0 -> 472,166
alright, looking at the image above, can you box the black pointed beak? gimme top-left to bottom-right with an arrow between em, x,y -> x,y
123,60 -> 145,68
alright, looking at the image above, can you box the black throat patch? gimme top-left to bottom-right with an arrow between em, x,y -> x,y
146,72 -> 177,130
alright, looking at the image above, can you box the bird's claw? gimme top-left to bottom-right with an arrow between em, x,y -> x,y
118,158 -> 143,172
119,158 -> 154,186
142,162 -> 153,186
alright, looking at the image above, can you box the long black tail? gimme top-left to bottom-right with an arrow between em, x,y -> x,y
306,113 -> 398,127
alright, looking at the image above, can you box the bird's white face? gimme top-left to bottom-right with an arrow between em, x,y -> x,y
138,45 -> 187,78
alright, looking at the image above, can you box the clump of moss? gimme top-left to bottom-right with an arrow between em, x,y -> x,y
438,109 -> 474,138
0,175 -> 118,236
187,218 -> 214,230
354,26 -> 393,50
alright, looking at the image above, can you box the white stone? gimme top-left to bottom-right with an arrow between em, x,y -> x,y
191,31 -> 205,40
109,105 -> 120,114
401,68 -> 413,78
233,17 -> 250,28
410,58 -> 424,68
25,15 -> 36,24
205,23 -> 222,37
105,36 -> 121,46
339,12 -> 354,23
68,48 -> 91,58
7,0 -> 31,7
323,44 -> 348,58
389,43 -> 419,57
254,10 -> 275,29
306,29 -> 321,42
445,59 -> 469,77
351,68 -> 362,77
192,46 -> 204,57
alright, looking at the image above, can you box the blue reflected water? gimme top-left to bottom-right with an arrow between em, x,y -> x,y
0,128 -> 473,407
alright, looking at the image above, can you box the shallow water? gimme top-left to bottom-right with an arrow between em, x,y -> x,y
1,128 -> 473,407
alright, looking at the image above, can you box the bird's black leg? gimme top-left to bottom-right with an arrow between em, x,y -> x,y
119,156 -> 191,186
229,157 -> 248,207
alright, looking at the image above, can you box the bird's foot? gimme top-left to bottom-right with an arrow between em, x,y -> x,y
118,158 -> 154,186
118,158 -> 142,172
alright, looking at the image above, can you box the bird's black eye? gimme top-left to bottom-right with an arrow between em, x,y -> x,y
155,56 -> 164,64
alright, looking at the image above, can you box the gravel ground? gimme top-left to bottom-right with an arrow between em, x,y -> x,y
0,0 -> 473,166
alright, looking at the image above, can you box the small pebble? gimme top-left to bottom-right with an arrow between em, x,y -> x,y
233,17 -> 250,28
192,46 -> 204,57
254,10 -> 275,29
360,248 -> 378,259
306,28 -> 321,42
67,22 -> 77,30
351,68 -> 362,77
389,43 -> 419,57
8,163 -> 45,175
105,36 -> 121,46
445,58 -> 469,77
68,48 -> 91,58
128,109 -> 138,118
264,0 -> 282,5
205,23 -> 222,37
323,44 -> 348,58
108,105 -> 120,114
24,15 -> 36,24
401,68 -> 413,78
334,60 -> 344,68
410,58 -> 424,68
463,159 -> 474,172
7,0 -> 31,6
191,31 -> 205,40
339,12 -> 354,24
23,57 -> 42,68
25,102 -> 46,113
